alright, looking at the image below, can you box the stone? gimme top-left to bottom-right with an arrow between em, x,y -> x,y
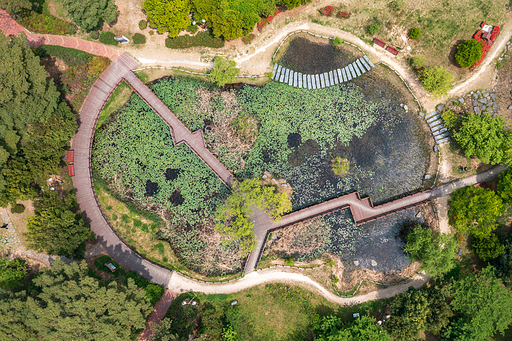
404,105 -> 408,111
473,100 -> 479,106
419,112 -> 425,117
478,98 -> 488,104
470,91 -> 474,94
481,106 -> 486,111
458,98 -> 464,103
416,211 -> 422,218
436,104 -> 444,111
474,107 -> 481,114
508,105 -> 512,110
400,103 -> 403,107
371,260 -> 377,267
353,260 -> 359,266
491,94 -> 496,101
484,92 -> 490,97
473,93 -> 478,99
433,145 -> 439,152
424,174 -> 431,180
493,103 -> 498,110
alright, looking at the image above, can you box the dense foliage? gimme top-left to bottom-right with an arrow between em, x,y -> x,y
419,66 -> 454,97
471,232 -> 505,261
410,27 -> 421,39
313,315 -> 389,340
58,0 -> 118,31
210,56 -> 240,86
0,0 -> 31,14
0,258 -> 27,290
498,168 -> 512,204
404,226 -> 458,277
132,33 -> 146,44
494,235 -> 512,286
142,0 -> 191,36
455,39 -> 483,68
99,31 -> 118,45
165,30 -> 225,48
448,186 -> 504,238
215,178 -> 292,255
25,190 -> 89,259
454,113 -> 510,164
0,260 -> 152,340
0,35 -> 76,206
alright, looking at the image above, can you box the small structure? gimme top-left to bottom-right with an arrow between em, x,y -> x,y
68,164 -> 75,177
105,261 -> 117,272
114,35 -> 130,44
386,46 -> 399,55
373,38 -> 386,48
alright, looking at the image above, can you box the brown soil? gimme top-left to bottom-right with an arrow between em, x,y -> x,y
495,55 -> 512,128
6,200 -> 35,247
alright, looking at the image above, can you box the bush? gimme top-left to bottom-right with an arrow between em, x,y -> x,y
186,25 -> 198,34
90,30 -> 99,40
11,204 -> 25,214
410,27 -> 421,39
472,233 -> 505,261
333,37 -> 342,45
149,30 -> 155,35
420,66 -> 454,98
320,6 -> 334,16
285,257 -> 294,266
125,271 -> 149,287
144,283 -> 165,304
139,20 -> 147,30
367,23 -> 380,35
331,156 -> 349,176
132,33 -> 146,44
337,11 -> 350,18
242,33 -> 255,44
165,31 -> 224,49
99,32 -> 119,46
389,0 -> 404,11
455,39 -> 483,68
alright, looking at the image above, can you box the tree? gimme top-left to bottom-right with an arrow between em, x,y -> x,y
25,191 -> 89,259
142,0 -> 191,36
454,113 -> 507,164
22,260 -> 152,340
419,66 -> 454,97
448,186 -> 504,238
386,287 -> 430,341
215,178 -> 292,256
0,0 -> 32,14
314,314 -> 389,341
0,258 -> 27,290
498,168 -> 512,204
150,318 -> 181,340
404,226 -> 458,277
472,233 -> 505,261
455,39 -> 483,68
0,290 -> 38,340
448,266 -> 512,340
210,56 -> 240,87
493,235 -> 512,286
59,0 -> 118,32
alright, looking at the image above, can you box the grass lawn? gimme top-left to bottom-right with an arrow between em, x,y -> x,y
309,0 -> 510,81
97,81 -> 133,128
166,283 -> 391,341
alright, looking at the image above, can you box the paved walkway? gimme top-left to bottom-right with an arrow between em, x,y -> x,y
138,290 -> 176,341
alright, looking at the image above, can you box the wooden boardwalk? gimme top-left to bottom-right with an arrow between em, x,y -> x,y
243,165 -> 507,273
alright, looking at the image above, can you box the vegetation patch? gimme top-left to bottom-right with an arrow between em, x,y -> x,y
331,156 -> 350,176
165,30 -> 224,49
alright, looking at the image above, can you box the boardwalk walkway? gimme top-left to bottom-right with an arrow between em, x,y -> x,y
243,165 -> 507,273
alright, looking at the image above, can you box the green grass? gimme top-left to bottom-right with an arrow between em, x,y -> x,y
97,81 -> 133,128
165,31 -> 224,49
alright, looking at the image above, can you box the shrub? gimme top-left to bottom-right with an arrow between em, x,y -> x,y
99,32 -> 119,46
441,110 -> 462,131
410,27 -> 421,39
144,283 -> 165,304
472,233 -> 505,261
242,33 -> 255,44
186,25 -> 198,34
331,156 -> 350,176
90,30 -> 99,40
455,39 -> 483,68
285,256 -> 294,266
132,33 -> 146,44
337,11 -> 350,18
149,30 -> 155,35
125,271 -> 149,287
139,20 -> 147,30
11,204 -> 25,214
165,31 -> 224,49
333,37 -> 342,45
320,6 -> 334,16
367,23 -> 380,35
420,66 -> 454,98
67,23 -> 78,34
389,0 -> 404,11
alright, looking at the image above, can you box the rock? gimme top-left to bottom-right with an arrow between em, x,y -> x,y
433,145 -> 439,152
481,106 -> 487,111
458,98 -> 464,103
475,107 -> 481,114
470,91 -> 474,94
419,112 -> 425,117
473,100 -> 479,106
416,211 -> 422,218
424,174 -> 431,180
436,104 -> 444,111
493,103 -> 498,110
400,103 -> 404,107
484,92 -> 490,97
262,174 -> 267,179
478,98 -> 488,104
493,113 -> 498,118
403,105 -> 408,111
473,93 -> 478,99
353,260 -> 359,266
508,105 -> 512,110
371,260 -> 377,267
491,94 -> 496,101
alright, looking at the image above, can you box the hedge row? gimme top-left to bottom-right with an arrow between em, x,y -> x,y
165,31 -> 224,49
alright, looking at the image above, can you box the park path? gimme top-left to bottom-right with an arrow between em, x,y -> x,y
138,290 -> 176,341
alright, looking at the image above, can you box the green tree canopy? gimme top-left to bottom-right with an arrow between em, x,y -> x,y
419,66 -> 454,98
0,0 -> 32,14
448,186 -> 505,238
454,113 -> 508,164
314,314 -> 389,341
455,39 -> 483,68
215,178 -> 292,255
210,56 -> 240,87
58,0 -> 118,31
448,266 -> 512,340
472,232 -> 505,261
498,168 -> 512,204
142,0 -> 191,36
0,258 -> 27,290
493,235 -> 512,286
25,191 -> 89,259
404,226 -> 458,277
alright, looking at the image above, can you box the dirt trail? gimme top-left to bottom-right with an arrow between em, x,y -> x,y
167,268 -> 429,304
